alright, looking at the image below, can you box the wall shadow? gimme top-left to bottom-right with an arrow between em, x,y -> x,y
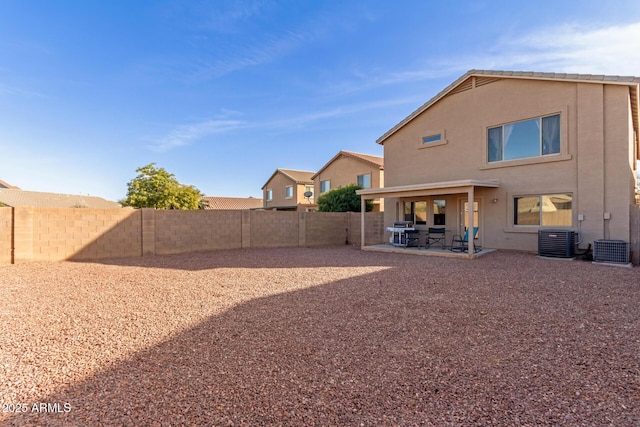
4,254 -> 640,426
74,246 -> 419,271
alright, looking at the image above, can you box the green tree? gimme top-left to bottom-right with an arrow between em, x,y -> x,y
121,163 -> 204,210
317,184 -> 373,212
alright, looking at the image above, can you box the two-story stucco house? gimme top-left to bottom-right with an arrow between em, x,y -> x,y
312,150 -> 384,211
262,169 -> 315,211
357,70 -> 640,262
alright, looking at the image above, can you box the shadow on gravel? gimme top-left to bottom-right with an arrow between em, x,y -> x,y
5,252 -> 640,426
71,246 -> 421,271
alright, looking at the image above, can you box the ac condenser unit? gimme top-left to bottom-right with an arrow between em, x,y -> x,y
593,240 -> 629,264
538,230 -> 575,258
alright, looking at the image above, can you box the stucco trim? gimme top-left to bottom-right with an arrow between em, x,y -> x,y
356,179 -> 500,199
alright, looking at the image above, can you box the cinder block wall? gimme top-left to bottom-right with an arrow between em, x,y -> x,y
631,204 -> 640,265
0,207 -> 12,263
1,208 -> 386,263
304,212 -> 350,246
250,210 -> 299,248
348,212 -> 385,246
29,208 -> 141,261
155,210 -> 242,254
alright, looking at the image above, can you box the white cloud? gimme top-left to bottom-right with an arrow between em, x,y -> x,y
348,21 -> 640,93
450,21 -> 640,76
148,119 -> 248,152
187,30 -> 314,82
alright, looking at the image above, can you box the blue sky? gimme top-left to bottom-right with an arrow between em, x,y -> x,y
1,0 -> 640,201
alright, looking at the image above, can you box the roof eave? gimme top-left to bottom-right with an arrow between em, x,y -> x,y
377,69 -> 640,145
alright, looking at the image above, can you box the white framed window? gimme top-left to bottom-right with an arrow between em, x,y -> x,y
514,194 -> 572,226
266,189 -> 272,201
320,180 -> 330,193
488,114 -> 560,162
285,185 -> 293,199
357,173 -> 371,189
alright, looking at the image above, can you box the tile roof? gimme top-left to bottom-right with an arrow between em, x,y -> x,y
0,189 -> 122,209
262,169 -> 315,189
312,150 -> 383,179
201,196 -> 263,210
377,69 -> 640,145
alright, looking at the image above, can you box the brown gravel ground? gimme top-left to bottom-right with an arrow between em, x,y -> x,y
0,246 -> 639,426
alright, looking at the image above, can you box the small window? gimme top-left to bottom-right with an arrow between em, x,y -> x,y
266,189 -> 272,201
357,173 -> 371,189
285,186 -> 293,199
514,194 -> 572,226
422,134 -> 442,144
320,180 -> 330,193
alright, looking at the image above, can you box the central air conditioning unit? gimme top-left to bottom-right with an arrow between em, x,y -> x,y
593,240 -> 630,264
538,230 -> 575,258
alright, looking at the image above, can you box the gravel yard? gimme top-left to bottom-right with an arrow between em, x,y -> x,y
1,246 -> 639,426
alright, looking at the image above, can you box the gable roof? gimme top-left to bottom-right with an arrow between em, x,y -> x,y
311,150 -> 383,179
377,69 -> 640,152
201,196 -> 263,210
261,169 -> 314,189
0,189 -> 121,209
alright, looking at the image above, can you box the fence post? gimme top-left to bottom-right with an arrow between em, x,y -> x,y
298,211 -> 306,247
141,208 -> 156,256
13,207 -> 34,263
242,210 -> 251,248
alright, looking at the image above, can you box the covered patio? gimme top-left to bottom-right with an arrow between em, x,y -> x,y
357,179 -> 500,259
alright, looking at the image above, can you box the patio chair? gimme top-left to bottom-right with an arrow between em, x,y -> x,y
450,227 -> 480,253
425,227 -> 446,249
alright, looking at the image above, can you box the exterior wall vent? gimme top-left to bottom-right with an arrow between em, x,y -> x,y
538,230 -> 575,258
593,240 -> 630,264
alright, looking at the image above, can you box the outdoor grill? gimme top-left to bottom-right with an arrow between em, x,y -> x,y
387,221 -> 418,247
393,221 -> 413,228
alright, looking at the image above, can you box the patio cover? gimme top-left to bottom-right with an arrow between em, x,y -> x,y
356,179 -> 500,257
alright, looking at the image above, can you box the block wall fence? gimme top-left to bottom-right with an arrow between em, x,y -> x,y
0,207 -> 385,263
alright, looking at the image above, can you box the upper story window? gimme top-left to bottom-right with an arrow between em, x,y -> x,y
285,185 -> 293,199
266,189 -> 273,201
357,173 -> 371,189
422,134 -> 442,144
488,114 -> 560,162
320,180 -> 330,193
514,194 -> 572,226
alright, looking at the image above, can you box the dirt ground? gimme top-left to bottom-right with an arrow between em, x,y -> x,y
1,247 -> 639,426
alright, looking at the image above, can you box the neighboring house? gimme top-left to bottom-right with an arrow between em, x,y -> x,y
0,188 -> 122,208
357,69 -> 640,261
312,150 -> 385,211
261,169 -> 315,211
201,196 -> 263,210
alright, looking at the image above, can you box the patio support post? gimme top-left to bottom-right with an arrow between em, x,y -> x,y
467,187 -> 474,258
360,196 -> 366,248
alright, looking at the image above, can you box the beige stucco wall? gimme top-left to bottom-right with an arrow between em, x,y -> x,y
314,155 -> 384,211
382,78 -> 637,253
263,172 -> 313,210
